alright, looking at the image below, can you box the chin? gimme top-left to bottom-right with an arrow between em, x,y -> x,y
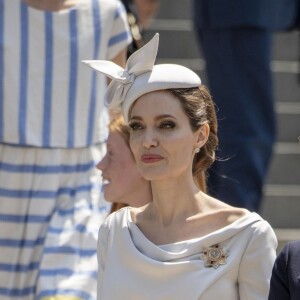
103,189 -> 115,203
105,193 -> 127,205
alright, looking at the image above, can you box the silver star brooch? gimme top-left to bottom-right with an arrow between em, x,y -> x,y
202,244 -> 229,269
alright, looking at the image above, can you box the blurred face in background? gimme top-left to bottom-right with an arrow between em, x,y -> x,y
97,131 -> 149,206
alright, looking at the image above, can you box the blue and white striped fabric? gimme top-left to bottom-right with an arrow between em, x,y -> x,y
0,0 -> 131,148
0,0 -> 131,299
0,143 -> 109,300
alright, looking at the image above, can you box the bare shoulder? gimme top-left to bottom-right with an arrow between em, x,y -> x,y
225,207 -> 250,225
204,195 -> 250,227
209,207 -> 250,231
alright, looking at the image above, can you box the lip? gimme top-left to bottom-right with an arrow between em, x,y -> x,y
101,174 -> 111,185
101,176 -> 111,193
141,154 -> 163,163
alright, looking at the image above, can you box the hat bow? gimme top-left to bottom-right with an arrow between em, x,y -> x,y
83,33 -> 159,110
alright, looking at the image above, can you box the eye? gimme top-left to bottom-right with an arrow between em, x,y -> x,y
128,121 -> 144,131
159,121 -> 176,129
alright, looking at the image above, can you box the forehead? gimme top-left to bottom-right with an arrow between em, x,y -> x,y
130,90 -> 184,118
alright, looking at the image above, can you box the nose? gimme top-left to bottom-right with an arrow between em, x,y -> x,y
96,153 -> 109,171
142,129 -> 158,149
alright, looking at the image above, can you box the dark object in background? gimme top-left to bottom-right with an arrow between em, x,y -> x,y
121,0 -> 145,57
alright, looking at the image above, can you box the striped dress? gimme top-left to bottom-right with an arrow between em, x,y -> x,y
0,0 -> 131,299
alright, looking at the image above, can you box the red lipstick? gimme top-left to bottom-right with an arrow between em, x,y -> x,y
141,154 -> 163,163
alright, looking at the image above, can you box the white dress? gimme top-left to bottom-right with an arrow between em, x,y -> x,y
97,207 -> 277,300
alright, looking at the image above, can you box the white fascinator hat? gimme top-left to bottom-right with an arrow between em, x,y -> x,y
83,33 -> 201,123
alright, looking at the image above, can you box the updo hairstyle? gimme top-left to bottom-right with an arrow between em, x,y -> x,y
168,85 -> 218,192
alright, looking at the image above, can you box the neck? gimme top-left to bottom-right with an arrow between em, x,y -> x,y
23,0 -> 77,12
149,174 -> 202,226
130,181 -> 153,208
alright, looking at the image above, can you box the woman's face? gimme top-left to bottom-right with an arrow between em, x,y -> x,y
128,90 -> 202,181
97,131 -> 146,204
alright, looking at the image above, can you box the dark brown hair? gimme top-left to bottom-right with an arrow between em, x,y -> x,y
168,85 -> 218,192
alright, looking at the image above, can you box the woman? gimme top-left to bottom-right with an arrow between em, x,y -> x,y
84,34 -> 277,300
97,116 -> 152,212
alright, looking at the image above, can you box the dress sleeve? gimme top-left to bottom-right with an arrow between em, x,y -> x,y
238,220 -> 278,300
97,219 -> 110,300
107,0 -> 132,60
268,243 -> 290,300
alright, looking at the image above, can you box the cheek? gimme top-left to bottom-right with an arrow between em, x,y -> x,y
114,153 -> 137,176
129,139 -> 139,160
125,170 -> 143,185
168,135 -> 195,161
118,165 -> 143,190
167,134 -> 191,151
113,153 -> 131,170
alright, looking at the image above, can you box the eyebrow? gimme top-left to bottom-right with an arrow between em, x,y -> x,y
130,114 -> 177,121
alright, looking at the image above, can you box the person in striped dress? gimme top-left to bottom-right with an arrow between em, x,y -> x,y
0,0 -> 131,299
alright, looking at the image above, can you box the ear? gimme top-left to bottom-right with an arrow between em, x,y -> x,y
194,123 -> 210,149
